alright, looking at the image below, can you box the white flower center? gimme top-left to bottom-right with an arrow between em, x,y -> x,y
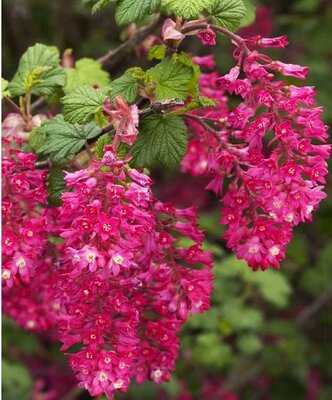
2,270 -> 11,280
98,372 -> 108,382
85,252 -> 96,263
16,257 -> 26,269
112,254 -> 123,264
269,246 -> 280,256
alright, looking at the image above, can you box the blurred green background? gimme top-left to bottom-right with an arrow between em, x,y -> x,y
2,0 -> 332,399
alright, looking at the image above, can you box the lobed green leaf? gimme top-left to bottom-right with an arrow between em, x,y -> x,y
61,85 -> 109,124
131,114 -> 188,167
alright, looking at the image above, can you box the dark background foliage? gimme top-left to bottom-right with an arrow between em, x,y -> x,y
2,0 -> 332,399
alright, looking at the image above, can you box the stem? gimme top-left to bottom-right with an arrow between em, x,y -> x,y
3,96 -> 24,115
183,113 -> 219,136
84,142 -> 93,159
25,91 -> 32,119
181,23 -> 250,56
98,16 -> 161,67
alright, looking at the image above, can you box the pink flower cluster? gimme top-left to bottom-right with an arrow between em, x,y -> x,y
183,36 -> 330,270
52,147 -> 212,398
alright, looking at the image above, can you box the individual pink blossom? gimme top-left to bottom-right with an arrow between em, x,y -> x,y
107,97 -> 139,145
162,18 -> 185,42
197,27 -> 216,46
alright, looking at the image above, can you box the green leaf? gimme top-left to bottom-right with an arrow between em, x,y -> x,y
2,360 -> 32,400
173,52 -> 201,98
148,45 -> 167,61
9,43 -> 65,97
147,57 -> 194,101
116,0 -> 161,25
47,167 -> 66,206
36,115 -> 101,162
64,58 -> 110,94
131,114 -> 188,167
237,333 -> 263,355
2,78 -> 11,98
241,0 -> 256,27
91,0 -> 116,14
110,71 -> 138,103
61,85 -> 109,124
207,0 -> 247,31
29,128 -> 46,152
161,0 -> 214,18
95,133 -> 112,159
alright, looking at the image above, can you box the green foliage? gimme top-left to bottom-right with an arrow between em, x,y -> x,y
131,114 -> 188,167
236,333 -> 263,354
207,0 -> 247,31
193,333 -> 232,369
148,45 -> 167,61
115,0 -> 161,25
173,52 -> 201,99
47,167 -> 66,206
61,85 -> 109,124
161,0 -> 215,18
91,0 -> 116,14
147,57 -> 194,101
64,58 -> 110,94
2,78 -> 11,98
95,133 -> 113,159
32,115 -> 101,162
241,0 -> 256,27
2,360 -> 33,400
8,43 -> 65,96
110,71 -> 138,103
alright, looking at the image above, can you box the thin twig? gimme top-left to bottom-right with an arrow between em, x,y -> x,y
3,96 -> 23,115
98,16 -> 161,67
181,23 -> 250,55
30,96 -> 47,113
101,99 -> 185,134
183,113 -> 219,136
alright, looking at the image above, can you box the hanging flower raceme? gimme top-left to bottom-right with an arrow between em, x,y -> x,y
55,146 -> 213,399
182,34 -> 330,271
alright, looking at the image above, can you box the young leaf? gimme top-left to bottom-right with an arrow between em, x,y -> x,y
148,45 -> 166,61
2,78 -> 11,98
64,58 -> 110,94
109,71 -> 138,103
61,85 -> 109,124
115,0 -> 161,25
173,52 -> 201,99
161,0 -> 214,18
47,167 -> 66,206
35,115 -> 102,162
9,43 -> 65,97
147,57 -> 193,101
95,133 -> 112,159
207,0 -> 247,32
131,114 -> 188,167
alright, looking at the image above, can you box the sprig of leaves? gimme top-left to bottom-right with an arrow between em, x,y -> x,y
8,43 -> 65,97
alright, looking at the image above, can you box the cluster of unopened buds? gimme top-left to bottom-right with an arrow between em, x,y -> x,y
2,15 -> 330,400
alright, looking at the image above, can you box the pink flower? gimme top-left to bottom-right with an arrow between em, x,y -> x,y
258,35 -> 289,48
268,61 -> 309,79
107,97 -> 139,145
162,18 -> 185,42
197,27 -> 217,46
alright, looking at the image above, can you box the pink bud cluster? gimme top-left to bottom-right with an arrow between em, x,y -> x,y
54,147 -> 213,398
183,36 -> 330,270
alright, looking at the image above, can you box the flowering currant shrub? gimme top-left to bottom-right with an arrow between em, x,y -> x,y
2,0 -> 330,398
